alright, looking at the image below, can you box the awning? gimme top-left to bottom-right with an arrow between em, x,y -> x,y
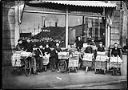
28,1 -> 117,8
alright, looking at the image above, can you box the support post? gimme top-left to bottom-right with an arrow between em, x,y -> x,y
82,16 -> 85,36
105,23 -> 108,47
98,17 -> 100,40
108,23 -> 110,47
15,5 -> 20,46
65,8 -> 68,48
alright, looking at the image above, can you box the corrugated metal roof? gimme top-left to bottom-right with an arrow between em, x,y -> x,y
29,1 -> 117,8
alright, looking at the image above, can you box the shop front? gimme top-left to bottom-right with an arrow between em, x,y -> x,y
12,1 -> 117,48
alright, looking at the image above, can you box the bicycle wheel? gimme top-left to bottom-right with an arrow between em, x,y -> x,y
75,67 -> 78,73
58,60 -> 67,72
24,58 -> 31,76
31,57 -> 37,74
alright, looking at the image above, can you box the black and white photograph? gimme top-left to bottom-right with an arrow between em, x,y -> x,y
2,0 -> 128,89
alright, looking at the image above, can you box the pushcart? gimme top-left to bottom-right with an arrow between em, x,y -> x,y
108,56 -> 122,75
95,52 -> 108,74
57,52 -> 69,72
82,53 -> 94,72
11,51 -> 35,76
68,51 -> 80,73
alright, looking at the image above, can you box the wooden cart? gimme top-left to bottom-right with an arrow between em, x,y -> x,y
95,52 -> 108,74
11,51 -> 34,76
108,57 -> 122,75
58,52 -> 69,72
11,51 -> 22,67
68,51 -> 80,72
82,53 -> 94,72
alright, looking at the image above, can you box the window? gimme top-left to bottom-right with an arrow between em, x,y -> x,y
68,15 -> 105,45
21,12 -> 66,47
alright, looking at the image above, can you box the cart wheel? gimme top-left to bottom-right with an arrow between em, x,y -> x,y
112,69 -> 116,76
103,70 -> 106,74
119,71 -> 121,76
24,58 -> 31,76
118,68 -> 121,76
58,60 -> 67,72
68,68 -> 70,73
75,68 -> 78,73
95,69 -> 98,74
11,67 -> 17,75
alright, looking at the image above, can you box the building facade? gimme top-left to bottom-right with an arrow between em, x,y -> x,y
2,1 -> 128,66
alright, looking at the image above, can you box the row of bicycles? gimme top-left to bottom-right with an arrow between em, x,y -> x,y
11,49 -> 123,76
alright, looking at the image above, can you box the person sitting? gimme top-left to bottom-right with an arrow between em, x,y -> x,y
84,43 -> 95,70
122,40 -> 128,53
75,36 -> 83,51
90,39 -> 96,46
111,43 -> 122,57
15,39 -> 24,51
84,43 -> 93,53
97,42 -> 105,52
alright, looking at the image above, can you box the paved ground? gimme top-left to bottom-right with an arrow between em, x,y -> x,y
2,66 -> 127,89
2,54 -> 127,89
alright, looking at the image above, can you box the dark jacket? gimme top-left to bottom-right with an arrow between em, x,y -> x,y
54,46 -> 62,52
75,40 -> 83,49
51,46 -> 62,57
16,44 -> 24,51
15,43 -> 24,51
44,47 -> 51,54
97,46 -> 105,52
32,49 -> 40,58
111,48 -> 121,57
25,42 -> 33,52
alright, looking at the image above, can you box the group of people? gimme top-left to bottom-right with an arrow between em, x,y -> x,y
75,36 -> 123,71
15,36 -> 123,74
15,38 -> 62,74
75,36 -> 122,57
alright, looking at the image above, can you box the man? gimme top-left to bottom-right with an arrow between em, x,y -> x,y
84,43 -> 93,53
97,42 -> 105,52
32,45 -> 40,73
25,38 -> 33,52
15,39 -> 24,51
123,39 -> 128,53
75,36 -> 83,51
51,43 -> 62,71
38,45 -> 45,72
111,43 -> 122,57
43,44 -> 51,71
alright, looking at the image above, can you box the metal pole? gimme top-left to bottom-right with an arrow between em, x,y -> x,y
65,8 -> 68,48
